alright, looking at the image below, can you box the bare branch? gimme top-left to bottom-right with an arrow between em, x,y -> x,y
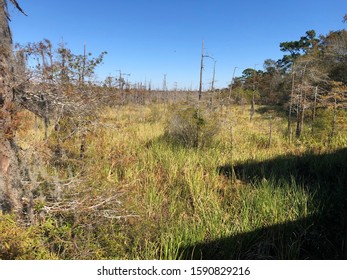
9,0 -> 27,16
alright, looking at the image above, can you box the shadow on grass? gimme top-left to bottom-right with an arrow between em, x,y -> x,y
179,148 -> 347,259
255,105 -> 288,118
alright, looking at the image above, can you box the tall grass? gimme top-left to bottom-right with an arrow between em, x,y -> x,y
1,103 -> 346,259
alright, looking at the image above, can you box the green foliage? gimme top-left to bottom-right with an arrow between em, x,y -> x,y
279,30 -> 319,68
229,29 -> 346,107
233,88 -> 259,104
66,50 -> 107,85
4,4 -> 347,262
310,109 -> 333,139
10,101 -> 347,260
0,214 -> 54,259
164,107 -> 219,148
22,39 -> 107,85
247,132 -> 273,149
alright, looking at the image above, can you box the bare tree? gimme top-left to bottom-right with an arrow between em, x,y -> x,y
326,82 -> 347,145
250,66 -> 258,123
198,40 -> 204,102
288,65 -> 295,142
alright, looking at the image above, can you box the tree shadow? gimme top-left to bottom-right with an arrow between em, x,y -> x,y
255,105 -> 287,118
179,148 -> 347,259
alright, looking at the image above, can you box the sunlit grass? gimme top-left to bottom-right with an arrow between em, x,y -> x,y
3,102 -> 346,259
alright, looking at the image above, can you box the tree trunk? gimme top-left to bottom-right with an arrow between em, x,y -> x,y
80,42 -> 86,87
268,116 -> 273,148
250,92 -> 255,123
229,117 -> 236,183
329,92 -> 337,145
311,86 -> 318,135
0,0 -> 24,215
296,91 -> 303,138
198,40 -> 204,102
288,69 -> 295,143
298,91 -> 306,138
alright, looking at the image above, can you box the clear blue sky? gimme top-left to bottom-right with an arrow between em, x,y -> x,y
9,0 -> 346,90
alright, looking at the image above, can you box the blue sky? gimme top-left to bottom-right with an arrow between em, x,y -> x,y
9,0 -> 346,90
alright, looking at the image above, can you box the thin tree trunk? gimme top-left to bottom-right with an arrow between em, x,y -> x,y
288,68 -> 295,143
48,41 -> 54,81
296,90 -> 303,138
80,42 -> 86,86
229,117 -> 236,183
59,40 -> 68,84
268,116 -> 273,148
39,48 -> 47,80
196,40 -> 204,149
329,92 -> 337,145
250,92 -> 255,123
311,86 -> 318,135
198,40 -> 204,102
210,60 -> 216,111
300,91 -> 306,135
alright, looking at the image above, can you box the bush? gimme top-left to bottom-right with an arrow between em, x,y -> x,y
164,107 -> 219,148
0,214 -> 53,259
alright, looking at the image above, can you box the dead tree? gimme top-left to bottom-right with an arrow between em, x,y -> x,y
288,66 -> 295,143
250,67 -> 257,123
198,40 -> 204,102
0,0 -> 28,215
0,2 -> 93,217
327,83 -> 347,145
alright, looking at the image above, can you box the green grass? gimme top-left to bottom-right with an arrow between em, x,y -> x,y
1,103 -> 346,259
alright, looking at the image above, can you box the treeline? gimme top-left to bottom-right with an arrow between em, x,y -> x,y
229,29 -> 347,105
16,26 -> 347,107
222,27 -> 347,141
12,25 -> 346,147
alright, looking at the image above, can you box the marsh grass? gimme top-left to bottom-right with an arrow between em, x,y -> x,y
1,103 -> 346,259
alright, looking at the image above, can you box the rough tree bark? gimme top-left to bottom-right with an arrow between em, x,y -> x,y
0,0 -> 25,215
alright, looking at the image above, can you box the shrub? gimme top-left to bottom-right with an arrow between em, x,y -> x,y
164,107 -> 219,148
0,214 -> 53,259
